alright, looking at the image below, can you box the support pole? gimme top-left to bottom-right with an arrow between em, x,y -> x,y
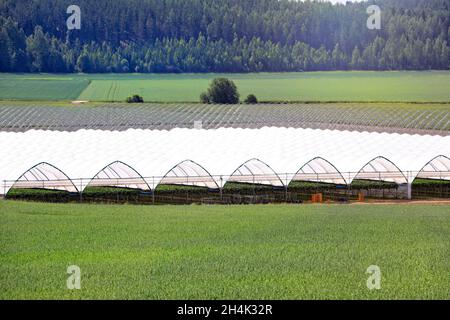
152,176 -> 155,204
186,175 -> 189,203
348,172 -> 351,201
219,176 -> 223,201
407,171 -> 412,200
252,174 -> 255,204
379,172 -> 382,199
79,178 -> 83,202
407,182 -> 412,200
284,173 -> 288,203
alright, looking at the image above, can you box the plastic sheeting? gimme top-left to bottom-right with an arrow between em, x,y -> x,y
88,161 -> 151,190
157,160 -> 219,189
11,162 -> 79,193
415,155 -> 450,181
352,156 -> 408,184
227,159 -> 285,187
0,127 -> 449,194
292,157 -> 347,185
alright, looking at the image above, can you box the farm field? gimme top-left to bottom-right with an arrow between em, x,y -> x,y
0,200 -> 449,299
0,75 -> 89,101
0,102 -> 448,134
1,71 -> 450,102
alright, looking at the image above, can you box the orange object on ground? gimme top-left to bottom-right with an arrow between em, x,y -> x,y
311,193 -> 323,203
358,193 -> 365,202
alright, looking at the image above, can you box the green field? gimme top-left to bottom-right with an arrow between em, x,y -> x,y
1,71 -> 450,102
0,75 -> 90,101
0,200 -> 448,299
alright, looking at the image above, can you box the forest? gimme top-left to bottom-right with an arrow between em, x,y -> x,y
0,0 -> 449,73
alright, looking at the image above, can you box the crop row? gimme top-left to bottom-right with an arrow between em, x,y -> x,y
0,103 -> 448,134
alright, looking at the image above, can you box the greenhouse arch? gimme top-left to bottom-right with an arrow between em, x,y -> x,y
156,160 -> 219,189
291,157 -> 347,185
352,156 -> 408,184
85,161 -> 151,191
226,158 -> 284,187
413,155 -> 450,182
6,162 -> 78,194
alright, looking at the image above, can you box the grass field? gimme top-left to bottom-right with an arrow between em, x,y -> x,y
0,200 -> 448,299
1,71 -> 450,102
0,75 -> 89,101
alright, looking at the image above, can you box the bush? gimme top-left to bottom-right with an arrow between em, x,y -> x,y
200,78 -> 239,104
126,94 -> 144,103
244,94 -> 258,104
200,92 -> 210,104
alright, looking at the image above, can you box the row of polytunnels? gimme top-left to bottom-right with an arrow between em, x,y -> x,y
2,155 -> 449,198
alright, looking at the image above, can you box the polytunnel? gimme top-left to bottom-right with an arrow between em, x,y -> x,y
351,156 -> 408,184
290,157 -> 347,185
414,155 -> 450,181
226,158 -> 285,187
0,127 -> 449,200
6,162 -> 78,194
156,160 -> 219,189
85,161 -> 151,191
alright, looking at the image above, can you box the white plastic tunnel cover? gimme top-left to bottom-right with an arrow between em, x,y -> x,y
156,160 -> 219,189
226,158 -> 285,187
7,162 -> 78,194
85,161 -> 151,191
351,156 -> 408,184
415,155 -> 450,181
291,157 -> 347,185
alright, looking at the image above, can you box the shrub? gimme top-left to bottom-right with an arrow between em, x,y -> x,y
244,94 -> 258,104
126,94 -> 144,103
200,78 -> 239,104
200,92 -> 210,104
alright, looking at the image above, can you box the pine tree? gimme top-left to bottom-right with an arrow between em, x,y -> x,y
26,26 -> 50,72
0,30 -> 11,71
350,47 -> 362,70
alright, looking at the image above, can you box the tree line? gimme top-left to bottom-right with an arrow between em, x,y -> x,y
0,0 -> 449,73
